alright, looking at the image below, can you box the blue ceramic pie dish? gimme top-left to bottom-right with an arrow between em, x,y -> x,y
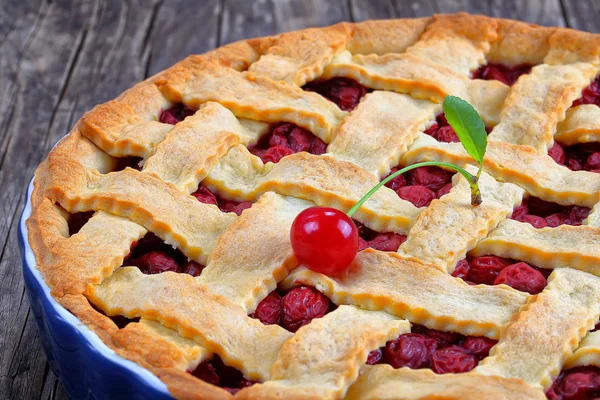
19,179 -> 173,400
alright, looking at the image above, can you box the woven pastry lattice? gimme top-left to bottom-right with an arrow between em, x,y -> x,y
27,13 -> 600,400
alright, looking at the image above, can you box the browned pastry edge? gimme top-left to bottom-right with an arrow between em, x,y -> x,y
26,13 -> 600,400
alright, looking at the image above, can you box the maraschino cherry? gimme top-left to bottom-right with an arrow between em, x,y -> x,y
290,207 -> 358,275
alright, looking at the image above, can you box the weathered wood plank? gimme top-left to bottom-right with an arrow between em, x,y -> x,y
349,0 -> 398,21
0,1 -> 91,399
561,0 -> 600,32
145,0 -> 221,77
220,0 -> 351,45
0,0 -> 161,399
350,0 -> 565,26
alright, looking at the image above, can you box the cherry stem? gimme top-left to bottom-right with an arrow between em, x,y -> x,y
346,161 -> 481,218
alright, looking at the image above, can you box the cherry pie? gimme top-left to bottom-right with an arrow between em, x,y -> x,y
26,13 -> 600,400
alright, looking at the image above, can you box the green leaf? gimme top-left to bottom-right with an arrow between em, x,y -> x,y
443,96 -> 487,165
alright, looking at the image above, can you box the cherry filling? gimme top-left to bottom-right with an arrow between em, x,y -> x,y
250,286 -> 336,332
573,75 -> 600,108
247,123 -> 327,164
123,233 -> 205,277
451,255 -> 549,295
353,220 -> 406,252
159,103 -> 196,125
384,165 -> 454,207
471,63 -> 532,86
189,355 -> 257,394
547,366 -> 600,400
424,113 -> 492,143
511,196 -> 590,228
89,303 -> 140,329
191,185 -> 252,216
367,324 -> 497,374
549,142 -> 600,173
67,211 -> 94,236
303,77 -> 370,111
113,156 -> 143,172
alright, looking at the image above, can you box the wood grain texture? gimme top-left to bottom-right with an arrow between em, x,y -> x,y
561,0 -> 600,33
0,0 -> 596,399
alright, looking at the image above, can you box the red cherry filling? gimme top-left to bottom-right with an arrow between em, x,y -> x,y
354,221 -> 407,252
189,355 -> 257,393
368,324 -> 497,374
547,366 -> 600,400
550,141 -> 600,174
159,103 -> 196,124
303,77 -> 370,111
248,123 -> 327,164
471,63 -> 532,86
124,233 -> 205,277
192,185 -> 252,216
250,286 -> 334,332
451,255 -> 548,295
383,165 -> 454,207
282,286 -> 332,332
89,303 -> 140,329
572,75 -> 600,108
67,211 -> 95,236
431,345 -> 477,374
511,196 -> 590,228
248,292 -> 282,325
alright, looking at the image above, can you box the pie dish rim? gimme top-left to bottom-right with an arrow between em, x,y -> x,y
18,177 -> 173,400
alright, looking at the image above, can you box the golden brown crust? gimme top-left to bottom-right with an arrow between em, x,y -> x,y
25,13 -> 600,400
345,365 -> 546,400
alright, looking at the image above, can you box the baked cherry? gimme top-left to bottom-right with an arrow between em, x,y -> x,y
467,255 -> 511,285
547,366 -> 600,400
134,251 -> 179,274
461,336 -> 497,360
384,333 -> 437,369
493,262 -> 546,294
451,259 -> 470,280
549,142 -> 566,165
281,286 -> 330,332
250,292 -> 282,325
431,345 -> 477,374
290,207 -> 359,275
191,361 -> 220,386
367,348 -> 383,365
181,260 -> 205,277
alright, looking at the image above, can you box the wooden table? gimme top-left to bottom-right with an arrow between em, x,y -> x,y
1,0 -> 599,398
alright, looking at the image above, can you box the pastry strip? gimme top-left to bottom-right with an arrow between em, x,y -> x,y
239,306 -> 410,399
472,219 -> 600,275
248,24 -> 350,86
282,250 -> 528,339
46,164 -> 236,265
404,134 -> 600,207
199,193 -> 312,312
475,268 -> 600,389
205,146 -> 421,233
327,91 -> 439,177
398,169 -> 524,272
555,105 -> 600,145
488,63 -> 597,152
87,267 -> 292,381
344,365 -> 546,400
155,62 -> 348,143
114,319 -> 210,372
564,330 -> 600,369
